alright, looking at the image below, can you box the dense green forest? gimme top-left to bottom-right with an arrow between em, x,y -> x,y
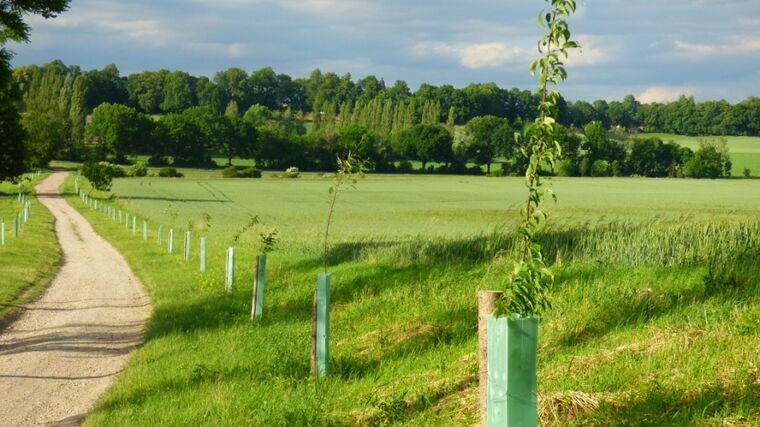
8,60 -> 749,178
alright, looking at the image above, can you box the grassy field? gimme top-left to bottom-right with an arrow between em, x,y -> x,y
642,133 -> 760,177
0,172 -> 61,321
65,172 -> 759,426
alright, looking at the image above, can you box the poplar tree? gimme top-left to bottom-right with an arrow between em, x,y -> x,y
69,73 -> 88,146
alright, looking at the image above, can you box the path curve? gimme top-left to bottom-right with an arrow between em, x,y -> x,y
0,171 -> 151,426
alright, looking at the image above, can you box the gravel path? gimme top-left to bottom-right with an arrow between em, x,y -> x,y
0,171 -> 151,426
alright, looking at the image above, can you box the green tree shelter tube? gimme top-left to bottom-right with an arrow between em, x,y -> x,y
487,315 -> 538,426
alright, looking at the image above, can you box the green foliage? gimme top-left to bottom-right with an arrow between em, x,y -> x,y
285,166 -> 300,178
222,166 -> 262,178
497,0 -> 580,317
396,124 -> 453,170
627,137 -> 686,177
555,158 -> 578,177
81,160 -> 115,192
462,115 -> 513,174
158,167 -> 183,178
590,159 -> 610,177
0,1 -> 70,43
685,139 -> 732,179
86,102 -> 154,162
743,168 -> 751,178
0,50 -> 27,181
126,162 -> 147,177
221,165 -> 238,178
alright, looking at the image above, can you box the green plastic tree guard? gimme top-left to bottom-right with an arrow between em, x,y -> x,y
158,225 -> 163,245
487,315 -> 538,427
168,229 -> 174,253
132,216 -> 136,234
252,255 -> 267,320
1,221 -> 5,245
316,272 -> 331,377
143,221 -> 148,241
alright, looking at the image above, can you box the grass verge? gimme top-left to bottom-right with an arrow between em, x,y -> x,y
0,172 -> 61,322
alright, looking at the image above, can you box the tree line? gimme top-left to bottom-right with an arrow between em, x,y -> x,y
5,59 -> 752,179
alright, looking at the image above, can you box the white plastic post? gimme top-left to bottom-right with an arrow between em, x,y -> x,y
168,229 -> 174,253
132,216 -> 136,234
1,221 -> 4,246
200,237 -> 207,273
143,220 -> 148,241
184,231 -> 191,261
225,247 -> 235,292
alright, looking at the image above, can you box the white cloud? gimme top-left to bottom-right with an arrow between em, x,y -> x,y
281,0 -> 378,17
411,41 -> 522,69
101,20 -> 177,45
673,38 -> 760,58
565,35 -> 611,67
638,86 -> 694,103
459,43 -> 521,69
187,42 -> 252,59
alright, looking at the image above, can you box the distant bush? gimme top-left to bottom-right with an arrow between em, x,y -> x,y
285,166 -> 300,178
590,160 -> 610,177
158,167 -> 183,178
397,161 -> 414,173
147,155 -> 169,167
110,164 -> 127,177
611,160 -> 623,177
579,157 -> 592,177
237,167 -> 262,178
487,169 -> 504,177
684,139 -> 731,179
743,168 -> 751,178
81,161 -> 116,192
556,159 -> 579,177
222,166 -> 261,178
127,162 -> 148,177
221,166 -> 238,178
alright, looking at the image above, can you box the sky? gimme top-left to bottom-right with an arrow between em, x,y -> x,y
8,0 -> 760,103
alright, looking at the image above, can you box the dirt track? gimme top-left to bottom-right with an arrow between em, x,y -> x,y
0,171 -> 150,426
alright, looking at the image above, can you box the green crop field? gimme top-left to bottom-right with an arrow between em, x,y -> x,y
0,173 -> 61,321
642,133 -> 760,176
64,171 -> 760,426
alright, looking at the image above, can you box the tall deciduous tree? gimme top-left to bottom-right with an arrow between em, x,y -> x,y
86,103 -> 153,162
463,115 -> 513,173
1,0 -> 70,180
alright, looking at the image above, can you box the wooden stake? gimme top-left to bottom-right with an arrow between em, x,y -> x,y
478,290 -> 503,427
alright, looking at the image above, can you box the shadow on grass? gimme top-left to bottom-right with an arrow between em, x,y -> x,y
580,379 -> 760,426
116,195 -> 230,203
144,293 -> 246,340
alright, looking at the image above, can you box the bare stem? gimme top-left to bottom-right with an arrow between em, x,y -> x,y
323,174 -> 343,273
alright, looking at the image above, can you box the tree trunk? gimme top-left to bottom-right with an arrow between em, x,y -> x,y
486,162 -> 491,174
